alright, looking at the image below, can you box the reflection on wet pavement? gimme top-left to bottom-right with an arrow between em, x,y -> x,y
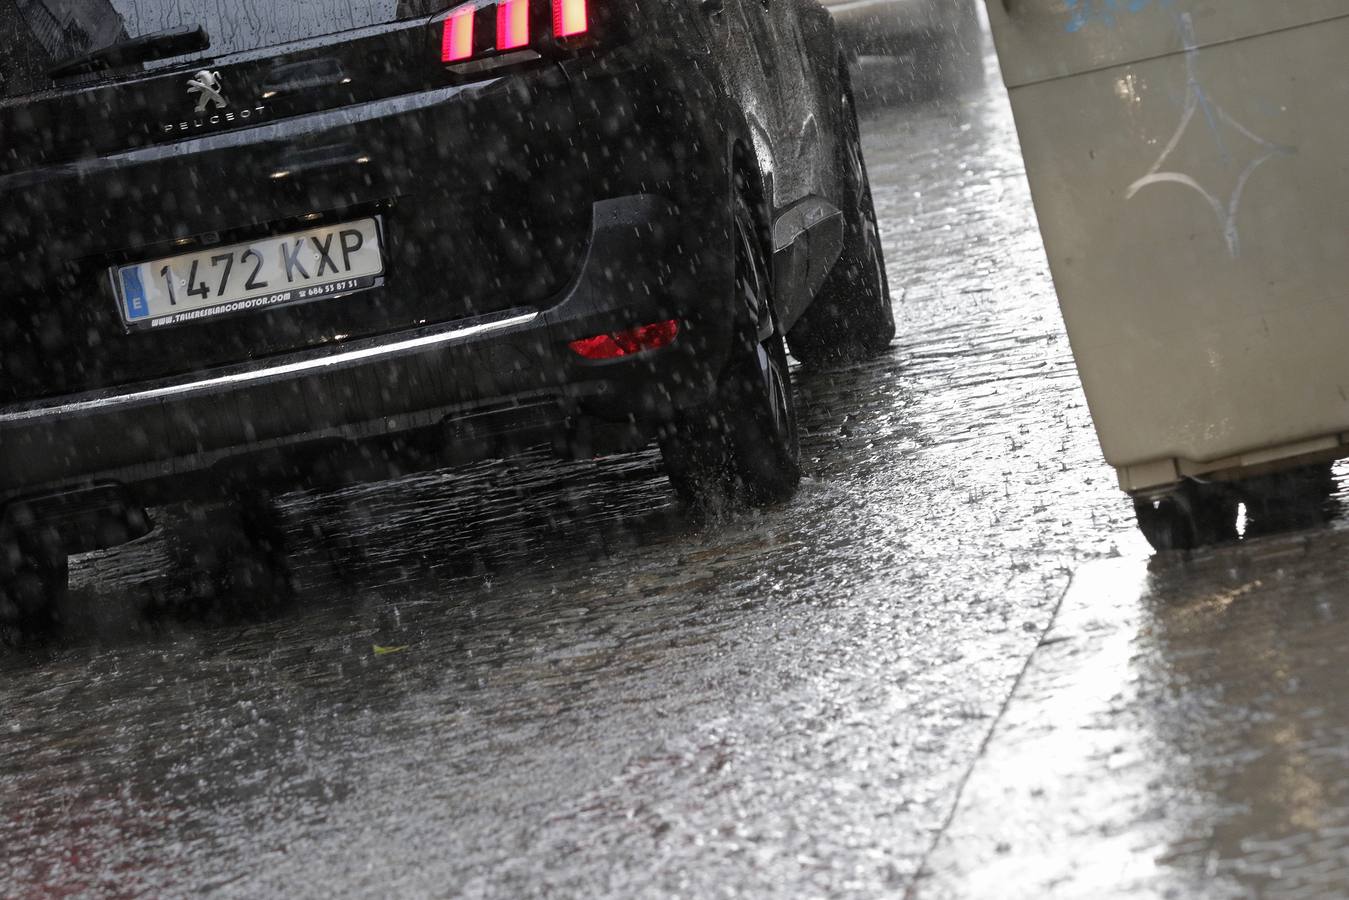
921,520 -> 1349,899
5,48 -> 1155,898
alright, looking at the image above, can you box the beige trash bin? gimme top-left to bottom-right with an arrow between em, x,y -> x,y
983,0 -> 1349,548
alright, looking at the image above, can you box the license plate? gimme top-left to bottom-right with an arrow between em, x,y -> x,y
112,217 -> 384,331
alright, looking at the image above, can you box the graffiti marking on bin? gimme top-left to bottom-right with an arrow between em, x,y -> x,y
1125,13 -> 1296,258
1065,0 -> 1174,33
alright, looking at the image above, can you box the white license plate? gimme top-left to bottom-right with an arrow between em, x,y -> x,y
112,217 -> 384,331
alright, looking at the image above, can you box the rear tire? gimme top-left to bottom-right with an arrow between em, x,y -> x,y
788,71 -> 895,368
662,189 -> 801,508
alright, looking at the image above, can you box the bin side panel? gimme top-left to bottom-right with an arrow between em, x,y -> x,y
985,0 -> 1349,88
1007,17 -> 1349,468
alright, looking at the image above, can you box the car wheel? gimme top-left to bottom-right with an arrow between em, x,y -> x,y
168,492 -> 294,614
661,189 -> 801,508
787,72 -> 895,369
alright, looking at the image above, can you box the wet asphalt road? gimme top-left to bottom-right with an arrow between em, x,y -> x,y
12,37 -> 1338,898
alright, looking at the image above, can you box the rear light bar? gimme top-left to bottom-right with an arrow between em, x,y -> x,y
440,0 -> 590,65
568,320 -> 680,361
554,0 -> 588,37
442,5 -> 477,62
497,0 -> 530,50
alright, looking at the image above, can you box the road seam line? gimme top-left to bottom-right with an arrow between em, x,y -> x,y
902,573 -> 1078,900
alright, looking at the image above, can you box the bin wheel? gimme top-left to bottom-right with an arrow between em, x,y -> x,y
1133,481 -> 1239,553
1238,463 -> 1337,536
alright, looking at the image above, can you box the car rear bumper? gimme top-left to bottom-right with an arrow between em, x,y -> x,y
0,193 -> 734,519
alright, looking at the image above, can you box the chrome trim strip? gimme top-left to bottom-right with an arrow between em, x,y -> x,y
0,311 -> 539,425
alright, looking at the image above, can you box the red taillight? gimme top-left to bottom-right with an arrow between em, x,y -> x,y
442,5 -> 476,62
553,0 -> 589,37
441,0 -> 592,66
496,0 -> 530,50
569,320 -> 680,360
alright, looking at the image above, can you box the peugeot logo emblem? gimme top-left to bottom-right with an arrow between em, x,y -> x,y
161,69 -> 266,136
187,70 -> 227,113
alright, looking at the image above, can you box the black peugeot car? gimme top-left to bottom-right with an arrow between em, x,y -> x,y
0,0 -> 893,622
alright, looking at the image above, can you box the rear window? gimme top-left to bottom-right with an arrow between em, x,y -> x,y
0,0 -> 444,99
